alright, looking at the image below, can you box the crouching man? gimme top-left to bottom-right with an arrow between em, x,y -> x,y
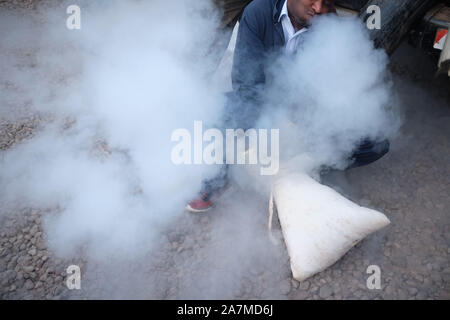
187,0 -> 389,212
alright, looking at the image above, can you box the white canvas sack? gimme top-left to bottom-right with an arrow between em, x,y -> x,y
272,171 -> 390,281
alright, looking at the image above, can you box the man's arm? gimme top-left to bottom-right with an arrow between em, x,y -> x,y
231,4 -> 267,110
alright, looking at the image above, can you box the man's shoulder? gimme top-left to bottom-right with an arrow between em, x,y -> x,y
241,0 -> 280,22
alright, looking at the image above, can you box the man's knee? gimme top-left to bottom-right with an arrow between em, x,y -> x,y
348,139 -> 390,169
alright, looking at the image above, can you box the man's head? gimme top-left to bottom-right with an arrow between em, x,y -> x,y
287,0 -> 336,29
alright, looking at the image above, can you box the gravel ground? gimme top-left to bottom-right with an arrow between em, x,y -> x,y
0,2 -> 449,300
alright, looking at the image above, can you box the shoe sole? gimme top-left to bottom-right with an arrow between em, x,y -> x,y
185,204 -> 213,213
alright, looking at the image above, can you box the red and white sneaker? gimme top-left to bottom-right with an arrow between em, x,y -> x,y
186,193 -> 213,213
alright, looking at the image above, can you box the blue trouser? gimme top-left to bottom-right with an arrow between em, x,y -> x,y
202,138 -> 390,194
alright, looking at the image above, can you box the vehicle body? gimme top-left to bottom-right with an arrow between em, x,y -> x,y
336,0 -> 450,76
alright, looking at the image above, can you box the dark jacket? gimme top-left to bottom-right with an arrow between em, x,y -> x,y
231,0 -> 286,108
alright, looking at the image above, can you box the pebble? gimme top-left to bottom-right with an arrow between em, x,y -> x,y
408,288 -> 418,296
4,270 -> 17,283
385,285 -> 394,295
23,266 -> 34,273
397,289 -> 408,300
36,240 -> 46,250
24,279 -> 34,290
299,281 -> 310,291
295,291 -> 309,300
319,284 -> 333,299
280,279 -> 291,295
416,291 -> 428,300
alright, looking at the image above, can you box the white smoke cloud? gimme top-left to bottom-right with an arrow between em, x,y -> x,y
0,1 -> 401,298
259,14 -> 400,172
0,0 -> 226,259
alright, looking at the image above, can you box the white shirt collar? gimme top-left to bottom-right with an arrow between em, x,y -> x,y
278,0 -> 288,23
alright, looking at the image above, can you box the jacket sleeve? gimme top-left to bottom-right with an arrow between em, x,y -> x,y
231,5 -> 267,111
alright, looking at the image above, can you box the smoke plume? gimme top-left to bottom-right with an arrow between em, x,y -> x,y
0,1 -> 400,298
